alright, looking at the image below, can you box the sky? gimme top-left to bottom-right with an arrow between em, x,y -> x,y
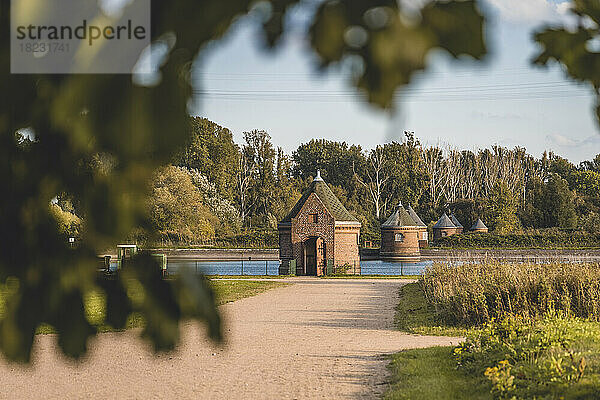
190,0 -> 600,163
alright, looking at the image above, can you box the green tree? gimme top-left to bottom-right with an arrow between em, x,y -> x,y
488,182 -> 521,234
49,203 -> 81,239
580,154 -> 600,172
543,174 -> 578,229
520,176 -> 545,228
271,148 -> 301,222
381,132 -> 427,215
149,166 -> 217,243
174,117 -> 238,200
292,139 -> 364,192
570,170 -> 600,197
243,130 -> 277,228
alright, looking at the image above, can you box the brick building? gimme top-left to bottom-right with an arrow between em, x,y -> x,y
278,171 -> 361,276
470,218 -> 489,233
432,213 -> 459,241
450,213 -> 464,234
380,204 -> 421,262
406,205 -> 428,248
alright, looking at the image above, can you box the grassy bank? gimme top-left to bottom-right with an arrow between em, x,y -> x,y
387,263 -> 600,399
0,279 -> 287,335
385,347 -> 490,400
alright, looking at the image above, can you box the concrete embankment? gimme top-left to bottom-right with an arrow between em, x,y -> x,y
148,248 -> 279,261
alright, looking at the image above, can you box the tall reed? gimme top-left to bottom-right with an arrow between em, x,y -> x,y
420,261 -> 600,326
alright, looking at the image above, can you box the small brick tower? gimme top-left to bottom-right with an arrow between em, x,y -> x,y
406,205 -> 428,248
380,203 -> 421,262
278,171 -> 361,276
450,213 -> 464,234
433,213 -> 459,241
470,218 -> 488,233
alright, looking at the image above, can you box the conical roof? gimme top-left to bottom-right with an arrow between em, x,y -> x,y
382,205 -> 417,228
471,218 -> 488,230
450,213 -> 463,228
280,173 -> 358,223
433,213 -> 456,229
406,205 -> 426,227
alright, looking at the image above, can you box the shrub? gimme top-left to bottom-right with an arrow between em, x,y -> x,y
420,262 -> 600,326
455,315 -> 597,399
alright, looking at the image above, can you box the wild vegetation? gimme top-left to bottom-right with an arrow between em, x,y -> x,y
421,262 -> 600,326
388,262 -> 600,399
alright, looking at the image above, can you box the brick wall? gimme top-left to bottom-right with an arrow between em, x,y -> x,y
278,226 -> 292,260
433,227 -> 459,241
334,225 -> 361,274
418,227 -> 429,248
380,227 -> 420,261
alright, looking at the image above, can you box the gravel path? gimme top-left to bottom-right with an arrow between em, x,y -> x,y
0,278 -> 460,399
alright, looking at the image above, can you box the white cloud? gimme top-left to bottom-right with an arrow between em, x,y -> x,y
546,133 -> 578,147
484,0 -> 572,24
546,133 -> 600,162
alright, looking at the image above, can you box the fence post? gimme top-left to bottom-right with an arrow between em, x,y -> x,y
195,260 -> 198,275
265,260 -> 268,276
241,258 -> 244,276
401,262 -> 403,276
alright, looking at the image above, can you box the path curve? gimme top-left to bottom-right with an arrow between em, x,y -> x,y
0,278 -> 460,399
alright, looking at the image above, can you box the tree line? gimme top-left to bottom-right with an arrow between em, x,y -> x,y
90,116 -> 598,245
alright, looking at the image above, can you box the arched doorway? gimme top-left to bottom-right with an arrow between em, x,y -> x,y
303,237 -> 326,276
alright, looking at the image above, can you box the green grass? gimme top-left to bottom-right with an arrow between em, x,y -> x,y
0,279 -> 288,335
210,280 -> 288,304
394,282 -> 467,337
385,347 -> 491,400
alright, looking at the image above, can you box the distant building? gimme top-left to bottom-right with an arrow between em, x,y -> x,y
470,218 -> 489,233
433,213 -> 459,241
406,205 -> 428,248
380,204 -> 421,262
278,171 -> 361,276
449,213 -> 464,234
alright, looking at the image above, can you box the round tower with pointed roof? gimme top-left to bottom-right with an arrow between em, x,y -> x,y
406,205 -> 428,248
449,213 -> 464,234
380,203 -> 421,262
278,171 -> 361,276
470,218 -> 488,233
433,213 -> 459,241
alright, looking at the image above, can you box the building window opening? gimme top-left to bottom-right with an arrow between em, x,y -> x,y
309,213 -> 319,223
395,233 -> 404,242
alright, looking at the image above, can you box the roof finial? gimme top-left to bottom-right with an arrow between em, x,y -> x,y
314,170 -> 324,181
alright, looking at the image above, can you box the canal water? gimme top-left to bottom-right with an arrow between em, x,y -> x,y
157,259 -> 434,276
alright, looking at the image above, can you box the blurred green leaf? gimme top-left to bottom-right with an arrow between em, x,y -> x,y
534,0 -> 600,125
0,0 -> 488,362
